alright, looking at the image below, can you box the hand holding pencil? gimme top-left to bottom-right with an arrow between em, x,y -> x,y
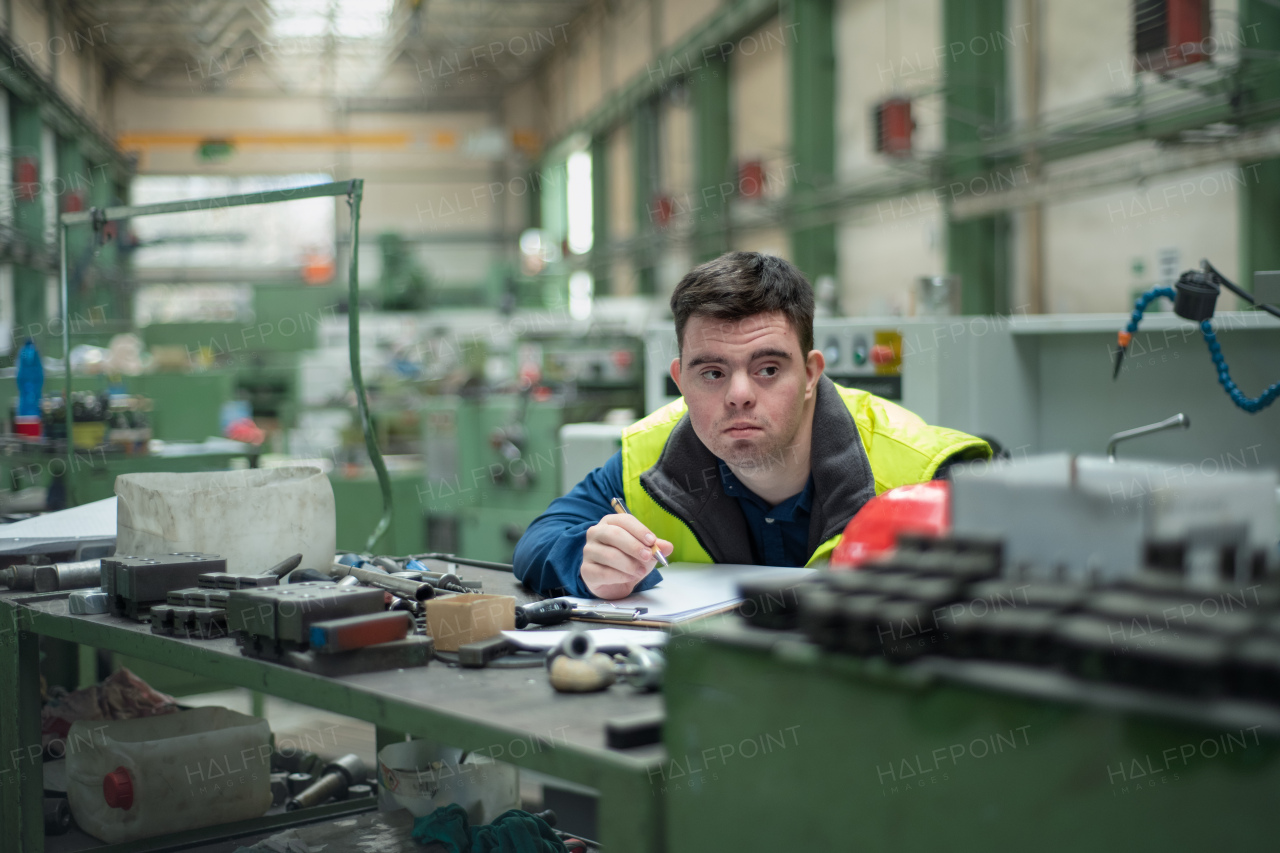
610,497 -> 669,568
579,496 -> 674,600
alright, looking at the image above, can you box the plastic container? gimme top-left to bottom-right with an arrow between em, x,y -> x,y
16,339 -> 43,417
114,466 -> 336,575
65,707 -> 272,844
377,739 -> 519,824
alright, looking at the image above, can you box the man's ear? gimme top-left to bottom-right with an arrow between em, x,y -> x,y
669,357 -> 682,394
804,349 -> 825,398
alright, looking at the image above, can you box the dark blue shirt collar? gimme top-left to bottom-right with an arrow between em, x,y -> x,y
717,459 -> 814,519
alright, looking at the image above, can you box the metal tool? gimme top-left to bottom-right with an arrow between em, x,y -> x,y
617,645 -> 665,692
226,582 -> 385,651
515,597 -> 576,629
1106,413 -> 1190,461
326,561 -> 435,601
263,553 -> 303,578
69,589 -> 109,615
309,611 -> 415,653
285,754 -> 367,811
43,797 -> 71,835
1,558 -> 101,592
548,631 -> 617,693
103,554 -> 226,620
286,772 -> 314,796
573,606 -> 648,622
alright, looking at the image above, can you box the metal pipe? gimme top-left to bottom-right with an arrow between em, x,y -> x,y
344,180 -> 392,553
60,221 -> 72,504
32,559 -> 101,592
60,181 -> 357,226
328,562 -> 433,601
1107,413 -> 1190,461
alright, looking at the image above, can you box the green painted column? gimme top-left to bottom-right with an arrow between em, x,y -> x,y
1237,1 -> 1280,293
8,95 -> 46,344
590,133 -> 611,294
943,0 -> 1010,315
57,134 -> 93,325
789,0 -> 837,284
632,98 -> 658,295
691,56 -> 732,263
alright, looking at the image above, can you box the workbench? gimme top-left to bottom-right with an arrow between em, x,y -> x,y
0,567 -> 666,853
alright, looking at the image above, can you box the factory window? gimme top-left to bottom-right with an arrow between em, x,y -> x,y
129,174 -> 335,270
566,149 -> 594,255
568,270 -> 593,321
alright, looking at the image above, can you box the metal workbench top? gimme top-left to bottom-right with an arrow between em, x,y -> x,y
0,567 -> 667,853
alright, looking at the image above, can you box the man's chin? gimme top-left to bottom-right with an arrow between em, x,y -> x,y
715,440 -> 779,470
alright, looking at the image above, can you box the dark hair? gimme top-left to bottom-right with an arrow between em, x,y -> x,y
670,252 -> 815,357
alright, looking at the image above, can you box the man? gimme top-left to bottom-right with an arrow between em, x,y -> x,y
514,252 -> 991,599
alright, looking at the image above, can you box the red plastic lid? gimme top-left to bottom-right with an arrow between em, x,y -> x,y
830,480 -> 950,570
103,767 -> 133,810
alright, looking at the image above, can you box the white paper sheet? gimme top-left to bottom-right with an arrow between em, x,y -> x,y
563,563 -> 815,622
501,629 -> 667,652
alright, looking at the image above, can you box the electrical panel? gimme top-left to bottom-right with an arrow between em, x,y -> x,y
873,98 -> 913,157
1134,0 -> 1210,72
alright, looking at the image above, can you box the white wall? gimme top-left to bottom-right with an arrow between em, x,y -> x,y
834,0 -> 946,315
113,86 -> 511,285
517,0 -> 1259,315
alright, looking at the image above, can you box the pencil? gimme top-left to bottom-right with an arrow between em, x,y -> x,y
609,496 -> 670,568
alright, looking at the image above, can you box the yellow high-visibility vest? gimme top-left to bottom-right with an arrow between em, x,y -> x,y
620,381 -> 990,566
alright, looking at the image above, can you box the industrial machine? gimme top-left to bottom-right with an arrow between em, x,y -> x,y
664,451 -> 1280,851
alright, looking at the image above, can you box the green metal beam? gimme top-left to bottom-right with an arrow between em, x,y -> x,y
9,96 -> 47,337
789,0 -> 837,285
591,132 -> 611,294
692,56 -> 733,263
632,98 -> 659,295
944,0 -> 1010,315
1238,0 -> 1280,295
544,0 -> 780,164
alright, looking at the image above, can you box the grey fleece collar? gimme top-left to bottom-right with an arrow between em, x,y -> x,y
638,375 -> 877,564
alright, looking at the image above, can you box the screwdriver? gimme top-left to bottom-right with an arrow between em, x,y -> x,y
610,497 -> 669,568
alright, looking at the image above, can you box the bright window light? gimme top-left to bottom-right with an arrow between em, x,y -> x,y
271,0 -> 393,41
566,150 -> 593,255
568,270 -> 594,321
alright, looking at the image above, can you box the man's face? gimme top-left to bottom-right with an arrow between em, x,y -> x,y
670,311 -> 824,470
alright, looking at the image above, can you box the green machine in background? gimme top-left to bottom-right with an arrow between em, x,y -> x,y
664,622 -> 1280,852
140,283 -> 341,433
419,392 -> 570,564
413,336 -> 643,563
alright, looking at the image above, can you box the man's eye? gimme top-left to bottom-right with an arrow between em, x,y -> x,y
758,366 -> 778,377
701,369 -> 723,381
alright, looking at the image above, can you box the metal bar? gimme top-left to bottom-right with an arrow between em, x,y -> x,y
1106,413 -> 1190,461
0,599 -> 45,853
81,798 -> 377,853
343,181 -> 392,552
60,223 -> 72,506
59,181 -> 355,225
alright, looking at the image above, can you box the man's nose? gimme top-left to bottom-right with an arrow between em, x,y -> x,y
725,370 -> 754,407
